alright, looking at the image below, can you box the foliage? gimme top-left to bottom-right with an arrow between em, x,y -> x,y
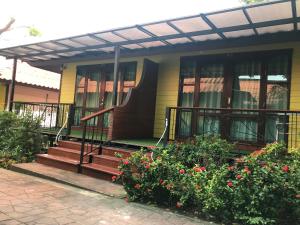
0,111 -> 43,168
117,139 -> 300,225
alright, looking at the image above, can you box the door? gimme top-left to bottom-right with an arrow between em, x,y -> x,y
178,51 -> 291,145
73,62 -> 137,127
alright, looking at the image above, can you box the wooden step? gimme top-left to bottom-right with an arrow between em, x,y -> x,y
92,155 -> 121,168
81,163 -> 121,180
102,146 -> 133,158
58,140 -> 97,152
48,147 -> 89,162
36,154 -> 79,173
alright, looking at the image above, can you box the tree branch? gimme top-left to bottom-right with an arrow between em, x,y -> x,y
0,17 -> 16,35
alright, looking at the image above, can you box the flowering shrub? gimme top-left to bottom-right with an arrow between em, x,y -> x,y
117,138 -> 300,225
0,111 -> 43,168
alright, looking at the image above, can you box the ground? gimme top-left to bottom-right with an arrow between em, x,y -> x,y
0,169 -> 216,225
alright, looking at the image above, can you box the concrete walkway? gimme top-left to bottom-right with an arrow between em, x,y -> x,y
0,168 -> 217,225
11,163 -> 126,198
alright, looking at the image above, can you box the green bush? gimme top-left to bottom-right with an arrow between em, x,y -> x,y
0,111 -> 43,168
117,138 -> 300,225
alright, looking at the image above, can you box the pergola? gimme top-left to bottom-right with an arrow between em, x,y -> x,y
0,0 -> 299,110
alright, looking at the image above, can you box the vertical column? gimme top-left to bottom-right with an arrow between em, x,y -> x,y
112,45 -> 120,106
8,58 -> 17,111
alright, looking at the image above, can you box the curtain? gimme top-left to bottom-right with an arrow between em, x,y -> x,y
178,60 -> 196,137
265,55 -> 289,142
230,61 -> 261,142
197,64 -> 224,135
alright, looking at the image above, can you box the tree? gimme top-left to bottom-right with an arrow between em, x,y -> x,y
0,17 -> 15,35
0,17 -> 41,37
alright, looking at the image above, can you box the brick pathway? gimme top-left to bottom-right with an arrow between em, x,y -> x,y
0,169 -> 216,225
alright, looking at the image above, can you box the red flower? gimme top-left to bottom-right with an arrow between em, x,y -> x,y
123,160 -> 129,165
236,174 -> 242,180
227,181 -> 233,188
144,164 -> 150,169
176,202 -> 182,208
244,166 -> 251,175
134,184 -> 141,189
179,169 -> 185,174
193,167 -> 201,173
111,176 -> 117,182
200,166 -> 206,171
227,166 -> 234,171
159,179 -> 164,184
282,165 -> 289,173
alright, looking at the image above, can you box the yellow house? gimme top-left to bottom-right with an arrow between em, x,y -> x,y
0,0 -> 299,176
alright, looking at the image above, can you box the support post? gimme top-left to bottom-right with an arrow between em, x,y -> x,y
8,58 -> 17,111
112,46 -> 120,106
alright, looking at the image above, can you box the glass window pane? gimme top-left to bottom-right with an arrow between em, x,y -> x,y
199,64 -> 224,108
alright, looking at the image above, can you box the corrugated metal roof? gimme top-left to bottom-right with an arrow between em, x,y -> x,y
0,0 -> 299,62
0,61 -> 60,89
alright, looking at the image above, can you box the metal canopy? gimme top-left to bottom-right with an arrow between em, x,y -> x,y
0,0 -> 299,63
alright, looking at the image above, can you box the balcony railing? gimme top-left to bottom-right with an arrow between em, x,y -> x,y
164,107 -> 300,150
12,102 -> 74,133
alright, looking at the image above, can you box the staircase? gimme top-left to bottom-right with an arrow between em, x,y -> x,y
36,140 -> 133,180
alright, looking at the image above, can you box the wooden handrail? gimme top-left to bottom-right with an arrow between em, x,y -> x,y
80,107 -> 114,122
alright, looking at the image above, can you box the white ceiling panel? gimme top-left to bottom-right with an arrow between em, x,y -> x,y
140,41 -> 166,48
115,28 -> 151,40
257,24 -> 294,34
143,23 -> 178,36
297,0 -> 300,17
38,42 -> 68,50
71,36 -> 105,46
57,51 -> 83,57
26,45 -> 53,52
191,33 -> 221,41
122,44 -> 144,49
207,10 -> 249,28
166,37 -> 191,44
223,29 -> 255,38
95,32 -> 127,42
246,2 -> 292,23
171,17 -> 211,32
57,39 -> 85,48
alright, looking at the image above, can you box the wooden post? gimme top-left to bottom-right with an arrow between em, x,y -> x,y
112,46 -> 120,106
8,58 -> 17,111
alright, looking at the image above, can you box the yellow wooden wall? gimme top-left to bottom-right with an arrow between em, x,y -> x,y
0,83 -> 7,111
58,42 -> 300,144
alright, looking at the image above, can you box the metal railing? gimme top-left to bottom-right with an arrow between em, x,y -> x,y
79,107 -> 114,168
163,107 -> 300,149
12,102 -> 74,133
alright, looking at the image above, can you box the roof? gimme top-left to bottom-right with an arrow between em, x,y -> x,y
0,60 -> 60,89
0,0 -> 299,69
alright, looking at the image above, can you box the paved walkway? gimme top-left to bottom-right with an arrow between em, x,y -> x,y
0,169 -> 216,225
11,163 -> 126,198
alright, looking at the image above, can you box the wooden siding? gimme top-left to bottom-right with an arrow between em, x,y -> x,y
111,59 -> 159,140
0,83 -> 7,110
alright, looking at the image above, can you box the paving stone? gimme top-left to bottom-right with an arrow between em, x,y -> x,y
0,168 -> 218,225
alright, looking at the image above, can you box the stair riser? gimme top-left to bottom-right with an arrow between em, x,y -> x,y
36,156 -> 79,173
48,149 -> 89,162
58,142 -> 94,152
102,148 -> 131,158
81,167 -> 116,181
93,157 -> 120,168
